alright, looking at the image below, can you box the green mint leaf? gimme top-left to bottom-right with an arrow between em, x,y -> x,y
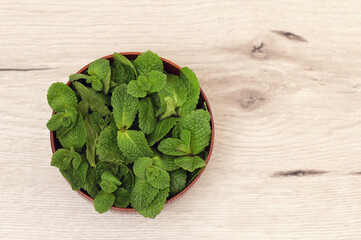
138,98 -> 156,134
84,115 -> 98,167
112,84 -> 139,130
47,82 -> 77,112
88,112 -> 105,133
47,112 -> 67,131
147,117 -> 178,146
57,113 -> 86,151
145,166 -> 160,181
60,157 -> 88,190
51,149 -> 73,170
148,71 -> 166,93
113,52 -> 137,82
100,68 -> 111,94
130,177 -> 159,210
95,161 -> 119,184
83,167 -> 99,198
69,73 -> 91,82
114,187 -> 130,208
137,75 -> 151,91
157,74 -> 187,119
174,155 -> 205,172
158,137 -> 190,156
100,170 -> 121,193
133,157 -> 153,179
169,169 -> 187,196
177,67 -> 200,117
111,58 -> 126,84
147,167 -> 170,189
153,154 -> 179,171
93,190 -> 115,214
88,58 -> 110,80
175,109 -> 211,155
133,50 -> 163,76
127,80 -> 147,98
186,166 -> 204,186
96,122 -> 124,164
73,82 -> 110,117
117,130 -> 153,163
91,77 -> 103,92
137,187 -> 169,218
75,100 -> 89,118
70,148 -> 82,169
88,87 -> 111,106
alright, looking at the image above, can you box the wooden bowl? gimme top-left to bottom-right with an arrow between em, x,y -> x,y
50,52 -> 215,212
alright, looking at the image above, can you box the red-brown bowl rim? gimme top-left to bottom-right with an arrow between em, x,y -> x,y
50,52 -> 215,212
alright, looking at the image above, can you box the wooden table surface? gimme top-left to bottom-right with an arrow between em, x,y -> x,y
1,1 -> 361,239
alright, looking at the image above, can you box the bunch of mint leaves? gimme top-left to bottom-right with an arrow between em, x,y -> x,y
47,51 -> 211,218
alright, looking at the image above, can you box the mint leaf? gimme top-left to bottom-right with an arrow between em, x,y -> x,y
147,167 -> 170,189
69,73 -> 91,82
113,52 -> 137,83
133,50 -> 163,76
177,67 -> 200,117
100,68 -> 111,94
75,100 -> 89,118
133,157 -> 153,179
175,109 -> 211,155
96,123 -> 124,163
186,166 -> 204,186
138,98 -> 156,134
111,84 -> 139,130
147,117 -> 178,146
127,80 -> 147,98
137,75 -> 151,91
93,190 -> 115,214
46,112 -> 67,131
73,82 -> 110,117
57,114 -> 86,151
88,58 -> 110,81
47,82 -> 77,112
111,60 -> 125,84
157,131 -> 192,156
169,169 -> 187,196
51,149 -> 73,170
153,154 -> 179,171
95,161 -> 119,184
157,74 -> 187,119
99,170 -> 121,193
174,155 -> 205,172
55,107 -> 78,137
84,115 -> 98,167
83,167 -> 99,198
137,187 -> 169,218
148,71 -> 166,93
70,148 -> 82,169
145,166 -> 160,181
60,157 -> 88,190
130,178 -> 159,210
114,187 -> 130,208
117,130 -> 153,163
88,87 -> 111,106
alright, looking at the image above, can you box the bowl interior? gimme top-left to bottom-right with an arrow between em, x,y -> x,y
50,52 -> 214,211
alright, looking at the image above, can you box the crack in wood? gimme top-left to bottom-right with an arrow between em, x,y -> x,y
0,68 -> 52,72
271,30 -> 307,42
273,170 -> 328,177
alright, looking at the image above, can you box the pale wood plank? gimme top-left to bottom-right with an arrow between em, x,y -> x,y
1,0 -> 361,239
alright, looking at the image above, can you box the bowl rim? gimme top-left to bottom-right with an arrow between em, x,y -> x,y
50,52 -> 215,212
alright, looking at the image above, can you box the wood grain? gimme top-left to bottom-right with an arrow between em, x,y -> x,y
1,0 -> 361,239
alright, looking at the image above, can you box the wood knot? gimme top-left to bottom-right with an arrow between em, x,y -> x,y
238,89 -> 266,109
